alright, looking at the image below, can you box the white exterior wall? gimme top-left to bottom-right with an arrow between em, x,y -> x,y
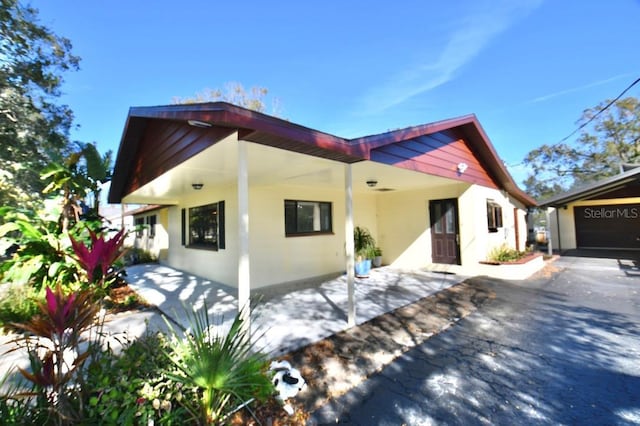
164,182 -> 378,289
248,186 -> 377,288
163,178 -> 529,286
132,209 -> 169,260
547,206 -> 574,250
376,183 -> 467,270
377,183 -> 527,275
167,185 -> 239,286
472,186 -> 527,256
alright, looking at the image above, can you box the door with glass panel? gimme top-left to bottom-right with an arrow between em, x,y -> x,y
429,198 -> 460,265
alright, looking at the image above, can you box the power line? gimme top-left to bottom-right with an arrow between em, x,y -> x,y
506,75 -> 640,168
556,75 -> 640,144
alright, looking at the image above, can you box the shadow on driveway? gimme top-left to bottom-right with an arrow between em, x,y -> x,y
312,258 -> 640,425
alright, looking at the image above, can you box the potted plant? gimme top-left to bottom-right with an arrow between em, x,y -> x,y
354,226 -> 375,278
372,246 -> 383,268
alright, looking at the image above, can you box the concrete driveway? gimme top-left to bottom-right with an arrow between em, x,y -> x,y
311,253 -> 640,425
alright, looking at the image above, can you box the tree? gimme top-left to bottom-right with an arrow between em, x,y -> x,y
0,0 -> 80,208
172,81 -> 283,116
41,143 -> 112,232
523,97 -> 640,200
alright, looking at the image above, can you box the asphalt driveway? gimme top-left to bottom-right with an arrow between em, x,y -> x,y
311,253 -> 640,425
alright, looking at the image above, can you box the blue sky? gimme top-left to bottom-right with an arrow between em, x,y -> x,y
33,0 -> 640,186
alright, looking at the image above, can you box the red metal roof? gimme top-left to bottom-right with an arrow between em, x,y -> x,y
108,102 -> 535,206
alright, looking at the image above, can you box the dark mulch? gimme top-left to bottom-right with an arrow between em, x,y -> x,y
103,282 -> 153,313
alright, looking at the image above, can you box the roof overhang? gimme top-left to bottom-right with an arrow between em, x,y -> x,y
538,167 -> 640,207
108,102 -> 535,207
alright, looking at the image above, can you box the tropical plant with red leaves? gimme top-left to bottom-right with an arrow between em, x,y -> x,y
69,228 -> 127,292
8,284 -> 101,424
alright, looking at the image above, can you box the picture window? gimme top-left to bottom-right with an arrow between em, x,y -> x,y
188,201 -> 225,250
284,200 -> 332,236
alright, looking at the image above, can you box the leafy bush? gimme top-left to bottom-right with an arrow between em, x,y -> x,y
0,203 -> 125,297
0,370 -> 44,426
84,332 -> 192,425
164,306 -> 274,424
0,205 -> 82,291
2,302 -> 279,425
7,284 -> 102,424
125,247 -> 158,265
354,226 -> 376,260
69,228 -> 127,296
0,284 -> 42,330
488,244 -> 529,263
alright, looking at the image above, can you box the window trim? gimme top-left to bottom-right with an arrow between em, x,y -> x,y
284,199 -> 333,237
146,214 -> 157,238
134,217 -> 145,238
187,201 -> 225,251
487,199 -> 503,233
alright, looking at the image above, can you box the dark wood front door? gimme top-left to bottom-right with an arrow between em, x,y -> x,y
429,199 -> 460,265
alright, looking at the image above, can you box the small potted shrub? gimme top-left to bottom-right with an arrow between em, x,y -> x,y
354,226 -> 375,277
372,246 -> 383,268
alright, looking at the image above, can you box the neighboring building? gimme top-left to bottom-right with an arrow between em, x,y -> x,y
126,204 -> 169,260
539,167 -> 640,251
108,102 -> 536,295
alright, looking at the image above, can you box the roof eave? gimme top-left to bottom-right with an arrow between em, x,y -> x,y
108,104 -> 536,207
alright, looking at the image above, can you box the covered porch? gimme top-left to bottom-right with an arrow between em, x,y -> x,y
108,102 -> 535,334
120,263 -> 465,356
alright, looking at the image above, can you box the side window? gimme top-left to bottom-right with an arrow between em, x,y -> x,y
146,214 -> 157,238
487,200 -> 503,233
135,217 -> 145,237
188,201 -> 225,250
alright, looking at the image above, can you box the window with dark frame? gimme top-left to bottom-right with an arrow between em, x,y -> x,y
188,202 -> 225,250
146,214 -> 157,238
284,200 -> 332,236
487,199 -> 503,232
134,217 -> 145,237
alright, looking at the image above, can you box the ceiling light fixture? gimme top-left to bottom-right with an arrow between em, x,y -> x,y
366,179 -> 378,187
457,162 -> 468,174
187,119 -> 212,128
191,183 -> 204,190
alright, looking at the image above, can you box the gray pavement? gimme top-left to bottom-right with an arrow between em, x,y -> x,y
311,253 -> 640,425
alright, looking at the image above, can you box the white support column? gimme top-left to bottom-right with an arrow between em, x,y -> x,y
546,208 -> 553,256
345,164 -> 356,327
237,140 -> 251,330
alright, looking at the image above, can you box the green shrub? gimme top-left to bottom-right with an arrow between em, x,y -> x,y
0,206 -> 83,291
164,305 -> 274,424
0,370 -> 42,425
7,284 -> 103,424
488,244 -> 528,263
0,284 -> 42,331
125,247 -> 158,265
84,332 -> 192,425
354,226 -> 376,260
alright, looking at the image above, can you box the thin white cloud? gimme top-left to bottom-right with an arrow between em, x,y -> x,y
357,0 -> 543,115
530,73 -> 634,103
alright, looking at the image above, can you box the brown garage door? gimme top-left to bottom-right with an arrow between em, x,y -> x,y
574,203 -> 640,249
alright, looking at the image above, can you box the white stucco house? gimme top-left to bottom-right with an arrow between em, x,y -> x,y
108,102 -> 536,323
127,204 -> 170,261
